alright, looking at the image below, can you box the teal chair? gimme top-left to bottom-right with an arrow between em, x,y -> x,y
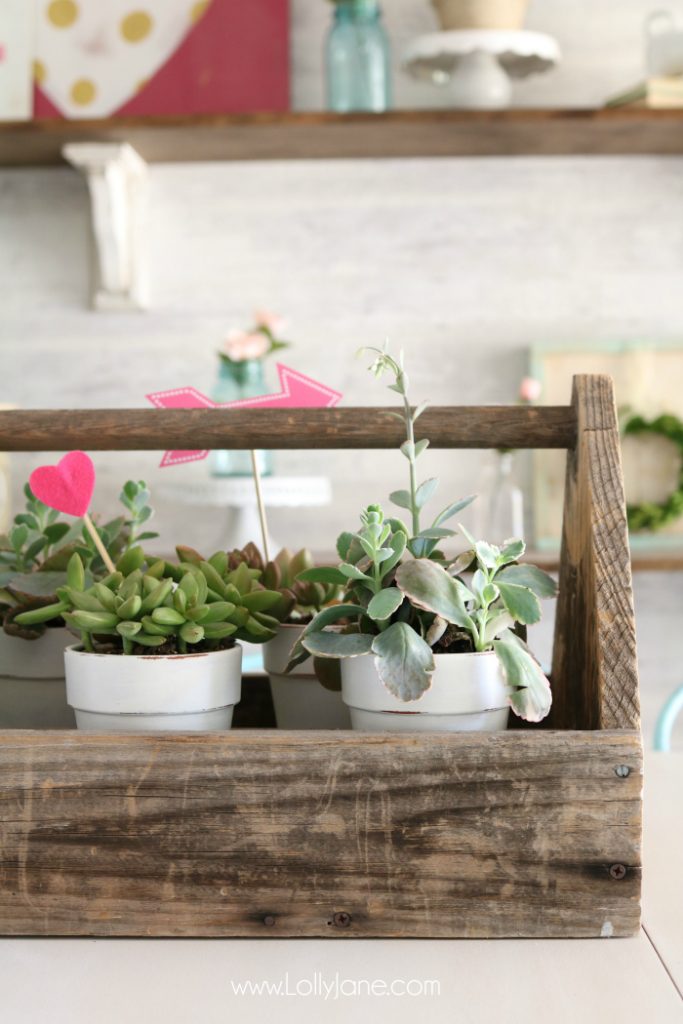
654,685 -> 683,751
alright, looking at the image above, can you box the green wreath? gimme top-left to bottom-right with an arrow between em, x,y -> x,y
622,413 -> 683,532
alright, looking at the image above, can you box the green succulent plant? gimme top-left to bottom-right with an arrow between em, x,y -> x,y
286,345 -> 557,723
261,547 -> 343,623
0,480 -> 158,640
15,545 -> 282,655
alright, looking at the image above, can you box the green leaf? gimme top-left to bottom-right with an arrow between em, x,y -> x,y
371,622 -> 434,701
395,559 -> 473,630
202,622 -> 237,640
152,606 -> 186,626
69,610 -> 119,631
496,563 -> 557,599
116,545 -> 145,575
301,630 -> 374,659
241,589 -> 281,613
134,633 -> 167,648
417,527 -> 455,540
412,400 -> 429,423
414,439 -> 429,458
400,440 -> 414,460
367,587 -> 403,621
200,560 -> 229,598
43,522 -> 71,546
117,594 -> 142,620
414,477 -> 438,509
339,563 -> 371,582
180,622 -> 204,645
389,489 -> 412,511
7,571 -> 66,600
483,611 -> 514,645
493,632 -> 552,723
285,603 -> 366,672
117,621 -> 142,638
497,583 -> 541,625
432,495 -> 476,527
336,531 -> 355,561
499,538 -> 526,563
381,530 -> 407,576
14,601 -> 68,626
66,553 -> 85,591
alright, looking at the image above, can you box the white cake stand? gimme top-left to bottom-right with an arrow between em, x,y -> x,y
403,29 -> 560,108
157,476 -> 332,556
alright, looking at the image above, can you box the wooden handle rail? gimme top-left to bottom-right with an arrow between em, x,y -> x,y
0,406 -> 576,452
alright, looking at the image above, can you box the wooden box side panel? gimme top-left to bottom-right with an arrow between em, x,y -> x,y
0,730 -> 642,938
552,375 -> 640,731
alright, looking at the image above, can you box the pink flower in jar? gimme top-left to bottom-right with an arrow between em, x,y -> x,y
222,330 -> 270,362
253,309 -> 286,334
519,377 -> 542,403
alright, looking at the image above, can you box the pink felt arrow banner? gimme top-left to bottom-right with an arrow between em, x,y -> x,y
146,363 -> 342,467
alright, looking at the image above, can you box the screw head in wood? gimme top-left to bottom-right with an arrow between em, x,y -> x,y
263,915 -> 276,927
615,765 -> 630,778
331,912 -> 352,928
609,864 -> 627,880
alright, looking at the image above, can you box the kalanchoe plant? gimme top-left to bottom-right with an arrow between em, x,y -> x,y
0,480 -> 158,639
15,544 -> 282,655
287,345 -> 557,722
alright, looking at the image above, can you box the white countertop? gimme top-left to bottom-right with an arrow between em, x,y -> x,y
1,752 -> 681,1024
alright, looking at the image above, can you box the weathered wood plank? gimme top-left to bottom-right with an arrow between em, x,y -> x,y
0,406 -> 575,452
0,730 -> 642,938
551,376 -> 640,730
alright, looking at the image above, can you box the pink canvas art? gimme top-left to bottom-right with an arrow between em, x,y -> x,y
33,0 -> 289,119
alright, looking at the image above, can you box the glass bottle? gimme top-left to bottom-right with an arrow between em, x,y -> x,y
326,0 -> 392,113
474,451 -> 524,543
211,359 -> 273,478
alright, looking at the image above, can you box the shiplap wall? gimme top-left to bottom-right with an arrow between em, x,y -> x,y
1,0 -> 682,743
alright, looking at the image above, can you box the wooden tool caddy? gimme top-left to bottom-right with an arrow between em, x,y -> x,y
0,374 -> 641,937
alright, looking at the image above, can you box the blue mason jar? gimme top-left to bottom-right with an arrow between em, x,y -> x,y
211,359 -> 274,478
326,0 -> 392,113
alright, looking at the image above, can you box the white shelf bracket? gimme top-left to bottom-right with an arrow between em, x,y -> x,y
62,141 -> 148,311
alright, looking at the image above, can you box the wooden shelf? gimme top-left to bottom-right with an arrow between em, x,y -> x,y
1,108 -> 683,167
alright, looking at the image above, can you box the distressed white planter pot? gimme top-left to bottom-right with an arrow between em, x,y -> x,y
341,650 -> 509,732
65,644 -> 242,732
0,627 -> 74,728
264,624 -> 351,730
432,0 -> 528,30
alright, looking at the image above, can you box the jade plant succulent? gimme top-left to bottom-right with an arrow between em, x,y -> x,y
177,543 -> 342,626
261,547 -> 343,624
0,480 -> 157,639
286,345 -> 556,722
15,544 -> 282,655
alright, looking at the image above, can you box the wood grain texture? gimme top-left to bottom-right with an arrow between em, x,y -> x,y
2,109 -> 683,167
551,376 -> 640,731
0,730 -> 642,938
0,406 -> 576,452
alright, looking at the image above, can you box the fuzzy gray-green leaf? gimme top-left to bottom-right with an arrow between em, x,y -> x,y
367,587 -> 403,621
301,630 -> 374,659
395,559 -> 472,629
371,621 -> 434,701
497,582 -> 541,625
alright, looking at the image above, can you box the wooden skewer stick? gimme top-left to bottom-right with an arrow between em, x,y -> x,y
250,449 -> 270,563
82,512 -> 116,575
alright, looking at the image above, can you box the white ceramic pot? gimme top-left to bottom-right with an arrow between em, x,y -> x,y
341,650 -> 509,732
432,0 -> 528,30
264,624 -> 351,730
65,644 -> 242,731
0,627 -> 75,728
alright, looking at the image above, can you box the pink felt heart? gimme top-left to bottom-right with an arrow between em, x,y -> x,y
29,451 -> 95,517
